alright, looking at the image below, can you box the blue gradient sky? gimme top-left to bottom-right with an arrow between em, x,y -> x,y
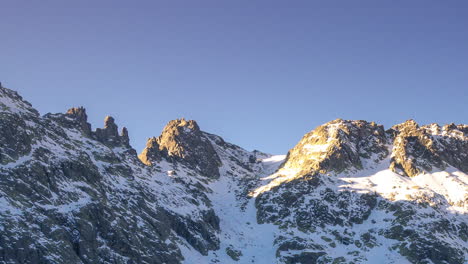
1,1 -> 467,154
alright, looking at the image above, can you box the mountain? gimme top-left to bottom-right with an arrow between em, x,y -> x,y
0,84 -> 466,264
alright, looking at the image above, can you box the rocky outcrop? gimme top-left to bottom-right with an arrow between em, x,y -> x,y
66,107 -> 92,136
95,116 -> 119,144
0,88 -> 220,264
120,126 -> 130,147
1,83 -> 467,264
279,119 -> 388,177
95,116 -> 131,148
389,120 -> 468,176
271,118 -> 468,179
139,137 -> 163,165
139,119 -> 221,178
254,119 -> 468,264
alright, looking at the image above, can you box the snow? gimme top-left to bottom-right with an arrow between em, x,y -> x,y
0,90 -> 33,115
337,160 -> 467,212
304,144 -> 330,153
1,89 -> 467,263
412,169 -> 467,206
260,155 -> 286,175
195,173 -> 280,264
181,135 -> 286,263
0,196 -> 23,218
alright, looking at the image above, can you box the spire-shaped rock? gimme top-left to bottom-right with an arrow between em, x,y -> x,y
66,107 -> 92,136
104,116 -> 119,136
139,118 -> 221,178
95,115 -> 122,147
121,127 -> 130,146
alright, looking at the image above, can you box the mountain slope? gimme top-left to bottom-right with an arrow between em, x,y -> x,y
254,119 -> 467,264
0,86 -> 220,263
0,84 -> 467,264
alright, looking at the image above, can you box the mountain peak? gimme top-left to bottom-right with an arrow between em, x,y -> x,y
1,85 -> 468,264
178,118 -> 199,130
280,119 -> 388,177
158,118 -> 201,155
104,115 -> 116,127
66,106 -> 87,120
94,115 -> 130,147
391,119 -> 419,132
139,118 -> 221,178
66,107 -> 92,136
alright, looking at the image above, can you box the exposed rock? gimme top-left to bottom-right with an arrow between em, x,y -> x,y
139,137 -> 162,165
139,118 -> 221,178
389,119 -> 468,176
95,116 -> 119,141
1,84 -> 468,264
94,116 -> 131,148
66,107 -> 92,136
120,127 -> 130,146
254,118 -> 467,264
280,119 -> 388,177
0,93 -> 220,264
0,86 -> 40,164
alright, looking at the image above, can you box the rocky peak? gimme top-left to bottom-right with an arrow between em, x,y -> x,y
441,123 -> 468,136
278,118 -> 468,178
121,127 -> 130,146
139,118 -> 221,178
139,137 -> 162,165
390,119 -> 419,135
94,115 -> 130,147
389,120 -> 468,176
158,118 -> 202,157
280,119 -> 388,177
65,107 -> 92,136
66,106 -> 88,120
104,116 -> 118,132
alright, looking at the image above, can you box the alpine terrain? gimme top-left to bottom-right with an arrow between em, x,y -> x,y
0,84 -> 466,264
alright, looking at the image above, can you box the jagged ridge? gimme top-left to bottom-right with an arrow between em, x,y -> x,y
0,83 -> 467,264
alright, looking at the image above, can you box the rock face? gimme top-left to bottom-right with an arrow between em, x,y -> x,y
254,119 -> 468,264
0,86 -> 220,264
66,107 -> 92,136
1,84 -> 467,264
389,119 -> 468,176
0,87 -> 39,165
65,107 -> 131,147
95,116 -> 129,147
139,118 -> 222,178
280,119 -> 388,176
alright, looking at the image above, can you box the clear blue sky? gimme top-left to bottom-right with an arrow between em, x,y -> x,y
1,1 -> 467,154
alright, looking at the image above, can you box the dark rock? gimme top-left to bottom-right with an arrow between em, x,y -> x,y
120,127 -> 130,146
94,116 -> 132,148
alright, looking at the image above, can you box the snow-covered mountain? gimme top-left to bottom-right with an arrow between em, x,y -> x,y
0,85 -> 466,264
